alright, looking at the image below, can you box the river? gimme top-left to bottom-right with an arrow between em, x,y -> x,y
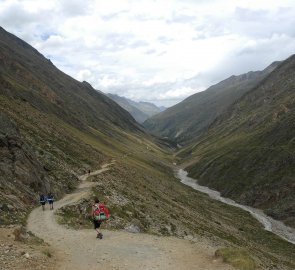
176,169 -> 295,245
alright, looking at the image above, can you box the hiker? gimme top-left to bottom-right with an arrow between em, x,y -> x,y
39,194 -> 46,211
88,169 -> 91,175
47,192 -> 54,210
91,198 -> 109,239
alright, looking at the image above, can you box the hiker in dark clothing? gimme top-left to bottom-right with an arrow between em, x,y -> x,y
47,193 -> 54,210
39,194 -> 46,211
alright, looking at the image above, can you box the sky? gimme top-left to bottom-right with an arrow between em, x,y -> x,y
1,0 -> 295,107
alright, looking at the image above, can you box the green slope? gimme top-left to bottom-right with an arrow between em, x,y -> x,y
144,62 -> 279,145
179,55 -> 295,228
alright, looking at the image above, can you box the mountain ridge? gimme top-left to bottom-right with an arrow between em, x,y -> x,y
144,61 -> 280,145
0,27 -> 142,134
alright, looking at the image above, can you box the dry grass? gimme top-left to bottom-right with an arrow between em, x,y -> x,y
215,248 -> 256,270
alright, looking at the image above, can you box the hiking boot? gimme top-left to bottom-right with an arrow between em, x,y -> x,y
97,233 -> 103,239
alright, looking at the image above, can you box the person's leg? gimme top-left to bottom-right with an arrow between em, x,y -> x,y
97,222 -> 103,238
94,220 -> 102,238
48,200 -> 52,210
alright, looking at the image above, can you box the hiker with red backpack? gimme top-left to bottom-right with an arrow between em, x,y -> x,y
91,197 -> 109,239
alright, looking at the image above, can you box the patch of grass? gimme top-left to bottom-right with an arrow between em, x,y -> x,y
42,249 -> 53,258
215,248 -> 256,270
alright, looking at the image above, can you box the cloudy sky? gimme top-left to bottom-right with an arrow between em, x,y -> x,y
1,0 -> 295,106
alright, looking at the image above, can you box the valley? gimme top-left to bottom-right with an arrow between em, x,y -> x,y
1,26 -> 295,270
145,55 -> 295,231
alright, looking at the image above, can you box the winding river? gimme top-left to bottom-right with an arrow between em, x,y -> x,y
176,169 -> 295,245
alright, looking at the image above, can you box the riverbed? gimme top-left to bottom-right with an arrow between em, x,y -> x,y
176,169 -> 295,245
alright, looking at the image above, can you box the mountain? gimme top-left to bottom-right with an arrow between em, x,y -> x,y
107,94 -> 148,123
107,93 -> 165,123
129,100 -> 166,116
144,62 -> 280,145
178,55 -> 295,228
0,26 -> 154,224
1,27 -> 294,269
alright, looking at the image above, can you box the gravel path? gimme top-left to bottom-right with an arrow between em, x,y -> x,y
27,163 -> 233,270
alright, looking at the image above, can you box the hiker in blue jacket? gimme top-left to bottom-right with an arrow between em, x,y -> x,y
39,194 -> 46,211
47,193 -> 54,210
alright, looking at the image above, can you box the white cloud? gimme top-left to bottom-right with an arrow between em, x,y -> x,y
1,0 -> 295,106
160,87 -> 196,99
76,69 -> 92,81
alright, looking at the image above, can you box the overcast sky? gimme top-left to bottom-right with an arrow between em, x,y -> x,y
1,0 -> 295,106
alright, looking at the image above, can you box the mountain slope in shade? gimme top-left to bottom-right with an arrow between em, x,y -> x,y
144,62 -> 280,145
178,55 -> 295,228
0,27 -> 142,134
107,93 -> 165,123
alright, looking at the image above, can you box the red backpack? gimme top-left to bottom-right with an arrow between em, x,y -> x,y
93,203 -> 109,221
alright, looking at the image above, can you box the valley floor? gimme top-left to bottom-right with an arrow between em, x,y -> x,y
24,163 -> 233,270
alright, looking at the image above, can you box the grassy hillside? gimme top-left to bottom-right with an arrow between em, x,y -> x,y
144,62 -> 279,145
178,55 -> 295,228
60,160 -> 295,269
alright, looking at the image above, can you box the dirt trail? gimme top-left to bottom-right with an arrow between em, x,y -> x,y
27,162 -> 233,270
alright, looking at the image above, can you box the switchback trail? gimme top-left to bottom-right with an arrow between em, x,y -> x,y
27,162 -> 233,270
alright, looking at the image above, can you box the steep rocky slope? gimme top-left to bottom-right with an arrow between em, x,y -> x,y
0,26 -> 147,224
144,62 -> 279,145
178,55 -> 295,227
0,27 -> 142,134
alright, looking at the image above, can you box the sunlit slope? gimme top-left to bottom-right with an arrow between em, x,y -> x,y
178,55 -> 295,227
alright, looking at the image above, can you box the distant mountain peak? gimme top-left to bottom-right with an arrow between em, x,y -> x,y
107,94 -> 165,123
